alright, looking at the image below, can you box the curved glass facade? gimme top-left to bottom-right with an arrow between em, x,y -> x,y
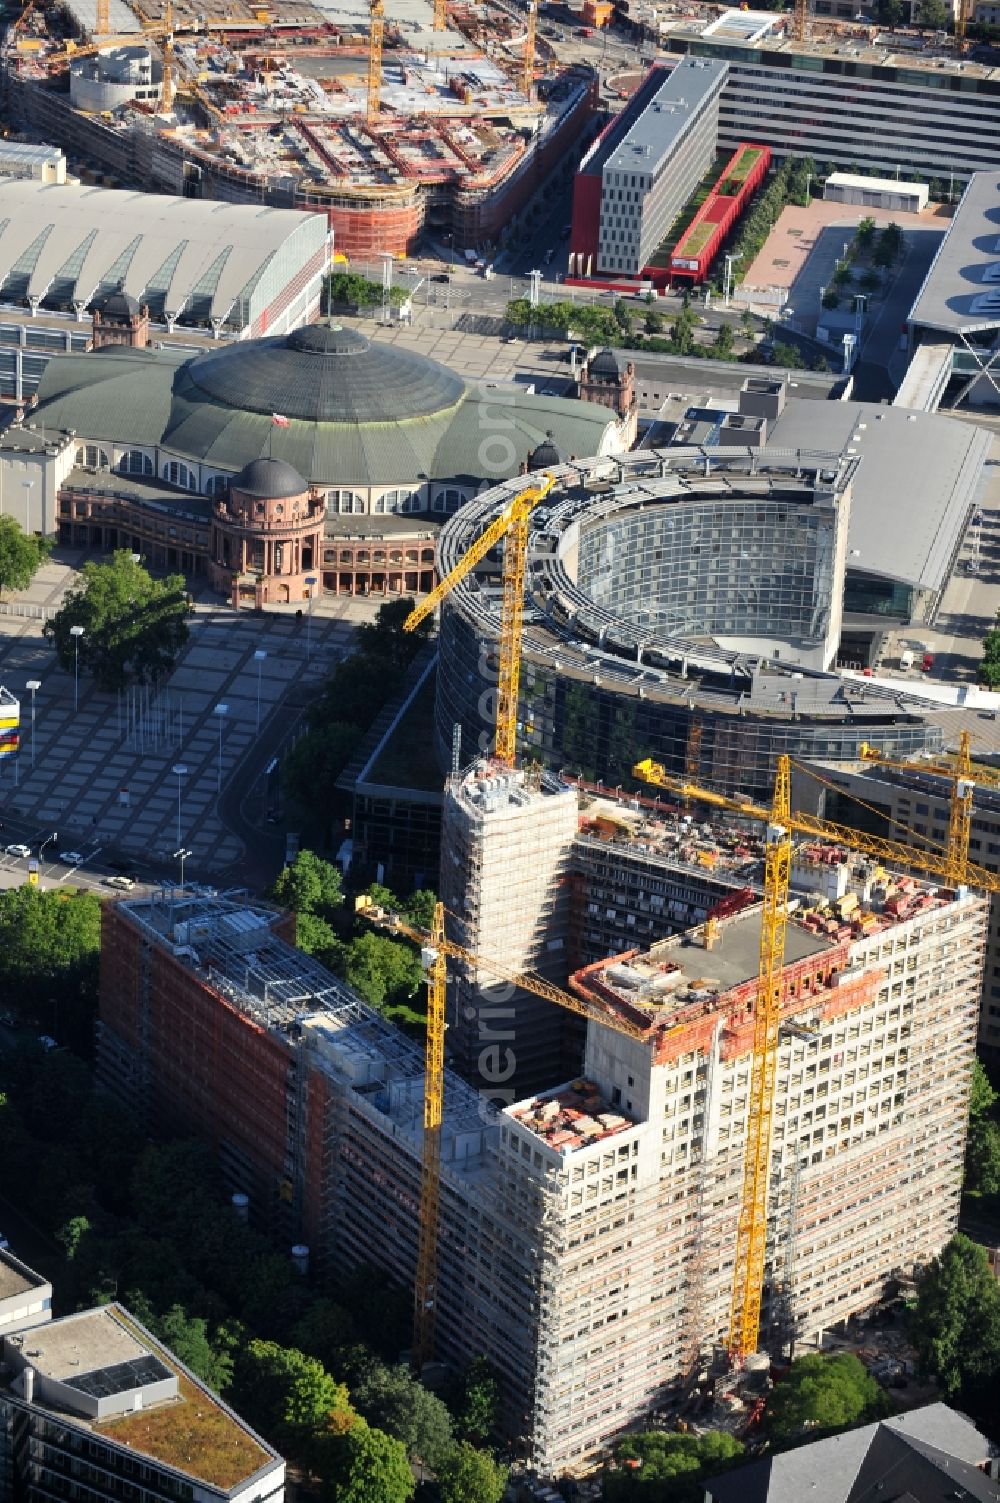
434,452 -> 943,800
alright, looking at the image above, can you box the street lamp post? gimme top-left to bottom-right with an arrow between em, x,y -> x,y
172,762 -> 188,849
214,703 -> 228,794
723,254 -> 741,308
173,846 -> 192,889
254,648 -> 267,732
25,678 -> 40,768
70,625 -> 85,712
304,578 -> 318,662
38,831 -> 57,863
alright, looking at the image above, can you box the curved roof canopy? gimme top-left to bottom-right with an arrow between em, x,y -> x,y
0,181 -> 325,330
187,323 -> 465,424
32,330 -> 618,489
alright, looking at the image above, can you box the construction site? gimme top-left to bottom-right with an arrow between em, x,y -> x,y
95,753 -> 989,1475
2,0 -> 595,254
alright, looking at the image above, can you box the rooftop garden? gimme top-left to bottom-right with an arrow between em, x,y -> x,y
101,1317 -> 270,1492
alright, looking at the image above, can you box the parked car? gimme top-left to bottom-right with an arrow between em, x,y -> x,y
37,1035 -> 58,1052
59,850 -> 84,865
103,875 -> 135,890
5,843 -> 30,858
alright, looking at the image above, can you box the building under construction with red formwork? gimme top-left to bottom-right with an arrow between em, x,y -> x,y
668,141 -> 771,286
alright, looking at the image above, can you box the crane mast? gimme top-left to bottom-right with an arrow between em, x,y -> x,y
367,0 -> 384,122
634,748 -> 1000,1361
729,757 -> 792,1358
404,475 -> 555,767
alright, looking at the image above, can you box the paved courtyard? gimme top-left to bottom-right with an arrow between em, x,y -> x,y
0,560 -> 355,878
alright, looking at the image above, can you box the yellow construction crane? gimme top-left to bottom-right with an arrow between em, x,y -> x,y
634,750 -> 1000,1359
357,892 -> 659,1369
404,475 -> 555,767
367,0 -> 384,122
522,0 -> 537,98
160,0 -> 175,112
792,0 -> 807,44
433,0 -> 447,30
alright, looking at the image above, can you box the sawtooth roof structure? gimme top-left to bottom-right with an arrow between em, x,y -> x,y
32,324 -> 617,487
909,171 -> 1000,337
0,182 -> 328,333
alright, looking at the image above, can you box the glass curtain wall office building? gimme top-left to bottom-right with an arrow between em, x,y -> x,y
434,452 -> 943,797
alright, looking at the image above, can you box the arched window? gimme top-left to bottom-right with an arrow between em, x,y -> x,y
204,474 -> 228,496
118,450 -> 153,477
76,444 -> 110,470
433,488 -> 464,514
164,460 -> 194,490
326,489 -> 364,515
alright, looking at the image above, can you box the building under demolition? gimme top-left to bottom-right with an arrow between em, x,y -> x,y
97,779 -> 985,1474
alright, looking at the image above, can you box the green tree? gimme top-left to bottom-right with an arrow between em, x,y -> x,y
283,722 -> 361,831
763,1353 -> 890,1441
44,550 -> 189,690
355,598 -> 432,670
603,1430 -> 743,1503
915,0 -> 949,25
353,1363 -> 453,1468
0,515 -> 51,597
343,932 -> 422,1009
713,322 -> 735,359
821,289 -> 840,309
233,1339 -> 355,1455
404,889 -> 438,932
271,849 -> 345,917
965,1062 -> 1000,1193
855,216 -> 877,251
156,1305 -> 234,1393
613,298 -> 632,332
909,1234 -> 1000,1398
0,886 -> 102,1051
436,1442 -> 508,1503
645,309 -> 665,334
322,1422 -> 414,1503
772,341 -> 805,369
452,1358 -> 500,1445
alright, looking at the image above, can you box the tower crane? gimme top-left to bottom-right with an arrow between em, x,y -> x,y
792,0 -> 807,44
634,750 -> 1000,1359
367,0 -> 384,122
357,892 -> 660,1369
403,474 -> 555,768
433,0 -> 447,31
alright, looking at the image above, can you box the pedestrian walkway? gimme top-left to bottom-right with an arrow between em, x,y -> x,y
0,606 -> 351,875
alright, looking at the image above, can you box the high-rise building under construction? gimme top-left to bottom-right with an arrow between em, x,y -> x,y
97,774 -> 985,1475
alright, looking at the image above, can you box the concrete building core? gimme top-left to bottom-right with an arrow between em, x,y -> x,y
440,760 -> 579,1097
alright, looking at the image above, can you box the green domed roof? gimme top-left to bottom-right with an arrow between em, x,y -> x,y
185,320 -> 465,424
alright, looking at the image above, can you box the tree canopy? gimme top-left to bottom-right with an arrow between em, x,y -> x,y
909,1234 -> 1000,1401
322,1421 -> 415,1503
436,1441 -> 508,1503
272,848 -> 345,918
0,885 -> 102,1051
762,1353 -> 890,1441
965,1059 -> 1000,1196
0,514 -> 51,596
44,549 -> 189,689
603,1430 -> 743,1503
352,1362 -> 453,1469
284,598 -> 430,840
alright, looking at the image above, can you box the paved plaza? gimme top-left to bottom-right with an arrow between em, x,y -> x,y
0,558 -> 355,880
